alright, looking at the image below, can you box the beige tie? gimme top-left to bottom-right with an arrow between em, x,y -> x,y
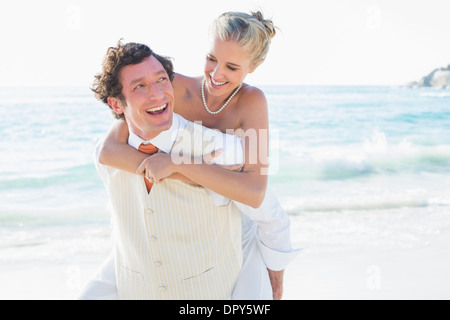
138,143 -> 159,192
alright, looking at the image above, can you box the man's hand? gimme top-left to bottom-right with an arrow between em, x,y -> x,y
267,269 -> 284,300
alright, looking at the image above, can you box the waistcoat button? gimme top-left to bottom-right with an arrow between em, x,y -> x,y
154,261 -> 162,267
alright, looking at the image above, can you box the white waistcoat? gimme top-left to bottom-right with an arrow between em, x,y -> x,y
104,123 -> 243,300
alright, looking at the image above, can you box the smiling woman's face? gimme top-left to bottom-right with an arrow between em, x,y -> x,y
203,38 -> 256,97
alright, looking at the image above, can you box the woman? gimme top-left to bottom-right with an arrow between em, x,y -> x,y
83,11 -> 297,300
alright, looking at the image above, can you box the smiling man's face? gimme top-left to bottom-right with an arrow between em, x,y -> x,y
110,55 -> 174,140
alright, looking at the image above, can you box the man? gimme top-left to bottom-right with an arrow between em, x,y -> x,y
80,41 -> 298,299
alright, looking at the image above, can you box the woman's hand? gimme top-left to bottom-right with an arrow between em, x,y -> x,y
136,153 -> 175,183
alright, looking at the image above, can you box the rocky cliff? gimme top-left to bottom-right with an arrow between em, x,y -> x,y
407,65 -> 450,89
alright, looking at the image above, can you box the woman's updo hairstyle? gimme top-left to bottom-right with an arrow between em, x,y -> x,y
210,11 -> 277,68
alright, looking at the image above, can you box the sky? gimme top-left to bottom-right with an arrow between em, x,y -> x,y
1,0 -> 449,87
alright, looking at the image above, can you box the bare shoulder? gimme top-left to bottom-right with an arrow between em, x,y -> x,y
173,73 -> 201,95
174,73 -> 202,85
173,74 -> 203,114
240,85 -> 267,105
236,84 -> 269,129
238,84 -> 268,112
173,73 -> 189,91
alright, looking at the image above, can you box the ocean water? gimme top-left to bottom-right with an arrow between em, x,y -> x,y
1,85 -> 450,289
264,86 -> 450,251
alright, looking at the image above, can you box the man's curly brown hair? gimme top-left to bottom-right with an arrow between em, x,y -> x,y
92,40 -> 174,120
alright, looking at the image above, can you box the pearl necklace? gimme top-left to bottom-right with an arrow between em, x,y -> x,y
201,78 -> 242,115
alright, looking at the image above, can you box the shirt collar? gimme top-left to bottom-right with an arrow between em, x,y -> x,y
127,114 -> 181,153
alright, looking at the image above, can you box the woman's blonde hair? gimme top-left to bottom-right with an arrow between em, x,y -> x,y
210,11 -> 277,68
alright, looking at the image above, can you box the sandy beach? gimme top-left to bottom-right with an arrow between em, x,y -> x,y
284,231 -> 450,300
1,213 -> 449,300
